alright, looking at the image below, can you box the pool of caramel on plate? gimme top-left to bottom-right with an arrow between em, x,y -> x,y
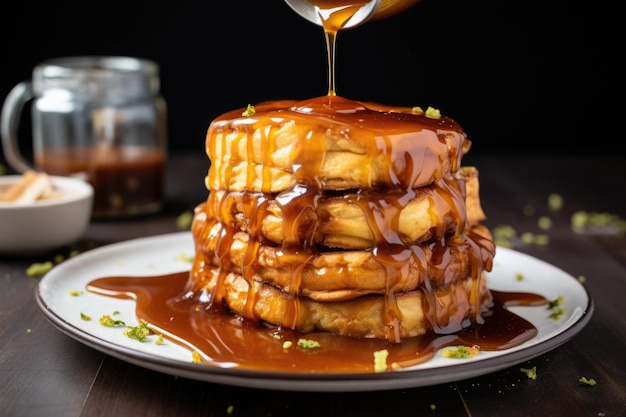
87,272 -> 546,373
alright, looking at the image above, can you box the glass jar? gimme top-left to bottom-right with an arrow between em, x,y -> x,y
1,56 -> 168,218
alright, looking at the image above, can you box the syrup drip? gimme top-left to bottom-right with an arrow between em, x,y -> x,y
312,0 -> 372,95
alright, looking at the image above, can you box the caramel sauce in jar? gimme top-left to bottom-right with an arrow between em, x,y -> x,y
35,146 -> 165,218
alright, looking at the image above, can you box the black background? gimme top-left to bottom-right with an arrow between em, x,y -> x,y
1,0 -> 623,158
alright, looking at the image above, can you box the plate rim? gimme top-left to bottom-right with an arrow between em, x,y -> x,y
35,231 -> 594,392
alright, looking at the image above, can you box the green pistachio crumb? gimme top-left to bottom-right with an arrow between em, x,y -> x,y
547,295 -> 566,320
80,312 -> 92,321
492,224 -> 517,239
571,211 -> 588,230
537,216 -> 553,230
425,106 -> 441,119
99,315 -> 126,327
548,193 -> 563,211
549,308 -> 567,320
155,334 -> 164,345
176,210 -> 193,230
374,349 -> 389,372
578,275 -> 586,283
123,321 -> 150,342
520,366 -> 537,380
68,290 -> 83,296
227,405 -> 235,415
282,341 -> 293,349
242,104 -> 256,117
297,338 -> 320,349
441,345 -> 480,359
411,106 -> 424,115
26,261 -> 54,277
192,351 -> 202,363
515,272 -> 524,281
579,376 -> 597,386
520,232 -> 536,244
547,295 -> 564,309
492,224 -> 517,248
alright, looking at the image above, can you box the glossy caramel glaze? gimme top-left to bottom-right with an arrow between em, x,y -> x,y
207,96 -> 470,192
191,94 -> 494,342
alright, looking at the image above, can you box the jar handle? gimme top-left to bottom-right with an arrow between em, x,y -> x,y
1,81 -> 36,173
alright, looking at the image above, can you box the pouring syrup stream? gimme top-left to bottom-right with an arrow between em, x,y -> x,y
313,0 -> 374,96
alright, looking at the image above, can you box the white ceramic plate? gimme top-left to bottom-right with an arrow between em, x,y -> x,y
36,232 -> 593,392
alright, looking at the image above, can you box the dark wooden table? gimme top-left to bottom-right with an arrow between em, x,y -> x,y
1,153 -> 625,417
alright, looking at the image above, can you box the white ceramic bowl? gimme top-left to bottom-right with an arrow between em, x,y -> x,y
0,175 -> 94,254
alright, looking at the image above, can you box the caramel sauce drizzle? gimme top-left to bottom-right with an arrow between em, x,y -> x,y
197,1 -> 491,342
203,89 -> 484,339
85,0 -> 547,371
311,0 -> 372,95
